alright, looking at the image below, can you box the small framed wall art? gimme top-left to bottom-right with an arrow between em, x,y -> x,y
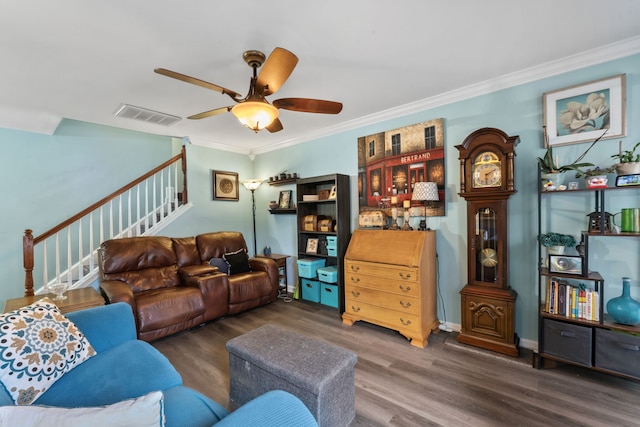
306,237 -> 319,254
543,74 -> 626,147
278,190 -> 293,209
212,170 -> 239,201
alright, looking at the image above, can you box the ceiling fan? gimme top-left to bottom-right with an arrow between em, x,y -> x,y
154,47 -> 343,133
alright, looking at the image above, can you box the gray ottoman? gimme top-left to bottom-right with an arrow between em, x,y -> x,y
226,324 -> 357,427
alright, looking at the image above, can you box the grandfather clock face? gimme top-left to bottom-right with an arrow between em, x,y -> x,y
472,151 -> 502,188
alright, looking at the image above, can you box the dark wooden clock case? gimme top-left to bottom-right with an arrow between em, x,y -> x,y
455,127 -> 520,357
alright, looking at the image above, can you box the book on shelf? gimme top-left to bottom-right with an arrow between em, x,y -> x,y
543,277 -> 600,321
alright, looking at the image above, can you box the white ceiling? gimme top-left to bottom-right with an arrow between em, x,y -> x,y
2,0 -> 640,155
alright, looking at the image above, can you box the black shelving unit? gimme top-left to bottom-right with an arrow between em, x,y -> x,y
296,174 -> 350,313
536,171 -> 640,380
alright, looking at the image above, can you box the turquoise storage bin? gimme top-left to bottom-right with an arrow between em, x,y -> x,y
317,266 -> 338,283
297,258 -> 326,278
320,282 -> 339,308
301,279 -> 321,303
326,236 -> 337,249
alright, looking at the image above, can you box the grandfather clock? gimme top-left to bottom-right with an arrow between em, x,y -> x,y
455,128 -> 520,357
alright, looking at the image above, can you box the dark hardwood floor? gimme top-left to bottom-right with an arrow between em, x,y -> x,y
152,299 -> 640,426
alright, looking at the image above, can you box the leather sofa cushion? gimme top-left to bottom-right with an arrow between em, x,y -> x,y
172,237 -> 201,267
101,236 -> 177,273
228,271 -> 272,303
104,265 -> 180,293
135,287 -> 205,332
196,232 -> 247,261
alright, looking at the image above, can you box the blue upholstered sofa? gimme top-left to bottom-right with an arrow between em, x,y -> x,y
0,302 -> 317,426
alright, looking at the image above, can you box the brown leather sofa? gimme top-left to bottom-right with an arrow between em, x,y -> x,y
98,231 -> 279,342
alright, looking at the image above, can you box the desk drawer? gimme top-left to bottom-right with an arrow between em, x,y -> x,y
543,319 -> 592,367
344,274 -> 419,297
345,285 -> 419,315
343,299 -> 420,333
345,260 -> 418,282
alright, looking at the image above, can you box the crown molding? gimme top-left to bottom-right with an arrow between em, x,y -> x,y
253,36 -> 640,155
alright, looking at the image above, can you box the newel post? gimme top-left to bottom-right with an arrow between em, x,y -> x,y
181,145 -> 188,204
23,229 -> 35,296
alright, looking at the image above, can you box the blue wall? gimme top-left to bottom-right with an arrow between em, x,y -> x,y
0,120 -> 176,305
2,53 -> 639,348
249,53 -> 640,347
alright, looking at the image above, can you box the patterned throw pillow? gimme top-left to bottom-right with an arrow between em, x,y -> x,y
0,298 -> 96,405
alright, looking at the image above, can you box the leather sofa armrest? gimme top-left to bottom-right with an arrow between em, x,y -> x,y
100,280 -> 136,310
183,272 -> 229,321
179,264 -> 219,278
249,257 -> 279,288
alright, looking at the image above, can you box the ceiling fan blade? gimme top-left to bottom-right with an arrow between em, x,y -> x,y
266,118 -> 284,133
273,98 -> 343,114
154,68 -> 242,100
256,48 -> 299,96
187,106 -> 232,120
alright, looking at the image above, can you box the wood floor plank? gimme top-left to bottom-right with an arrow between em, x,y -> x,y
152,299 -> 640,426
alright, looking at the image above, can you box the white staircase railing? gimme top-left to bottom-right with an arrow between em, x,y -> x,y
23,147 -> 189,296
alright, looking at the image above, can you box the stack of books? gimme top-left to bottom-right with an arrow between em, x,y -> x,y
545,278 -> 600,321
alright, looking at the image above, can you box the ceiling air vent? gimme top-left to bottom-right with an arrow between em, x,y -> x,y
114,104 -> 181,127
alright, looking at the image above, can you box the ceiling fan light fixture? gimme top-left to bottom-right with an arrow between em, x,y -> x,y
231,100 -> 279,132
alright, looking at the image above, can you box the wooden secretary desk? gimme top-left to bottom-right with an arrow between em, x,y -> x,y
342,229 -> 439,348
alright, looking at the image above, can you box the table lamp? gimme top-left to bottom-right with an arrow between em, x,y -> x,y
411,182 -> 439,230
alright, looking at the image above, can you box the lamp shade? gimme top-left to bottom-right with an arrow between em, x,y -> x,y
232,101 -> 279,132
412,182 -> 439,201
241,179 -> 263,191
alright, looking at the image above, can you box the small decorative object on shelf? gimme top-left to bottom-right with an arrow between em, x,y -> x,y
402,200 -> 411,230
615,173 -> 640,187
586,175 -> 608,188
268,172 -> 298,185
263,245 -> 272,256
49,281 -> 68,301
606,277 -> 640,326
389,196 -> 399,230
612,140 -> 640,175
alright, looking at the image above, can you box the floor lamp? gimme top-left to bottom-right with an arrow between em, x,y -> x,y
411,182 -> 439,231
241,179 -> 263,255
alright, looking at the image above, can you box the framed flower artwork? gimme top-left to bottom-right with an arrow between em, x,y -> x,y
543,74 -> 626,147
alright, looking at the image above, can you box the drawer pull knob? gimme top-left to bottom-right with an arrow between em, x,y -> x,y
350,277 -> 360,283
560,331 -> 576,338
400,318 -> 412,326
350,265 -> 360,272
399,272 -> 412,280
399,285 -> 412,293
399,301 -> 412,309
351,306 -> 361,313
617,342 -> 640,351
351,290 -> 361,297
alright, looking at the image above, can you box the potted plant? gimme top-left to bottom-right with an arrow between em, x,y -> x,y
539,232 -> 577,249
537,145 -> 594,189
539,232 -> 577,265
611,140 -> 640,175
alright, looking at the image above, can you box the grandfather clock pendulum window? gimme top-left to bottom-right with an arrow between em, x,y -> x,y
475,207 -> 497,283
